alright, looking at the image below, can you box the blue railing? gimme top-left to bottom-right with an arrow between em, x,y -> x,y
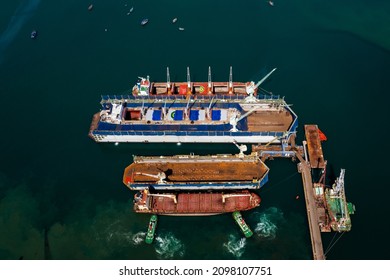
128,181 -> 263,190
100,94 -> 282,102
92,130 -> 285,137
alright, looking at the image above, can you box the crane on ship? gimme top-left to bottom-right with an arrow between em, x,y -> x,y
134,172 -> 167,184
229,106 -> 258,132
232,140 -> 248,158
222,193 -> 252,203
245,68 -> 277,102
147,193 -> 177,204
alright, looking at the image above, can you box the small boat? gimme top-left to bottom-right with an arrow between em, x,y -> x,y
30,30 -> 37,39
141,18 -> 149,26
178,27 -> 185,31
127,7 -> 134,15
145,214 -> 158,244
268,1 -> 274,6
88,4 -> 93,11
172,18 -> 177,23
232,211 -> 253,238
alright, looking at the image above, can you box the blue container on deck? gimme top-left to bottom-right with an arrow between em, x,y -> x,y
174,110 -> 184,120
152,110 -> 162,120
190,110 -> 199,121
211,110 -> 221,121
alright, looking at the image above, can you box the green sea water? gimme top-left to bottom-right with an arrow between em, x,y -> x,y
0,0 -> 389,260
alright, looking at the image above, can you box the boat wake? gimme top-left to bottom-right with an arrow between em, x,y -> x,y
131,231 -> 146,245
223,234 -> 247,259
253,207 -> 285,239
154,232 -> 185,259
94,219 -> 145,246
0,0 -> 41,63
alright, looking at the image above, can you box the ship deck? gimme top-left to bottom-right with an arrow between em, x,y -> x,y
125,159 -> 268,183
305,125 -> 326,169
147,192 -> 259,214
247,110 -> 293,132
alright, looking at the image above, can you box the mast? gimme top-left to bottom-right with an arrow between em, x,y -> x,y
147,75 -> 150,97
166,67 -> 171,94
187,66 -> 191,95
208,66 -> 213,94
228,66 -> 233,94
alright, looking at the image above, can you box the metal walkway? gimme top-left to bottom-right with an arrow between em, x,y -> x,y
297,159 -> 326,260
305,124 -> 326,169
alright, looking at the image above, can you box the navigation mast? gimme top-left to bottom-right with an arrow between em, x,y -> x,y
208,66 -> 212,94
228,66 -> 233,94
187,67 -> 191,95
166,67 -> 171,94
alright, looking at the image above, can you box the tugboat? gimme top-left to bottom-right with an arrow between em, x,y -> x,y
232,211 -> 253,238
30,30 -> 37,39
141,18 -> 149,26
145,214 -> 158,244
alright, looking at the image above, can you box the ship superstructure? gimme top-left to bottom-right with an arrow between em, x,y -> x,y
89,67 -> 298,144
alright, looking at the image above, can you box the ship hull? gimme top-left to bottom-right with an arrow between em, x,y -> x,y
89,92 -> 298,145
123,153 -> 269,190
133,190 -> 261,216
